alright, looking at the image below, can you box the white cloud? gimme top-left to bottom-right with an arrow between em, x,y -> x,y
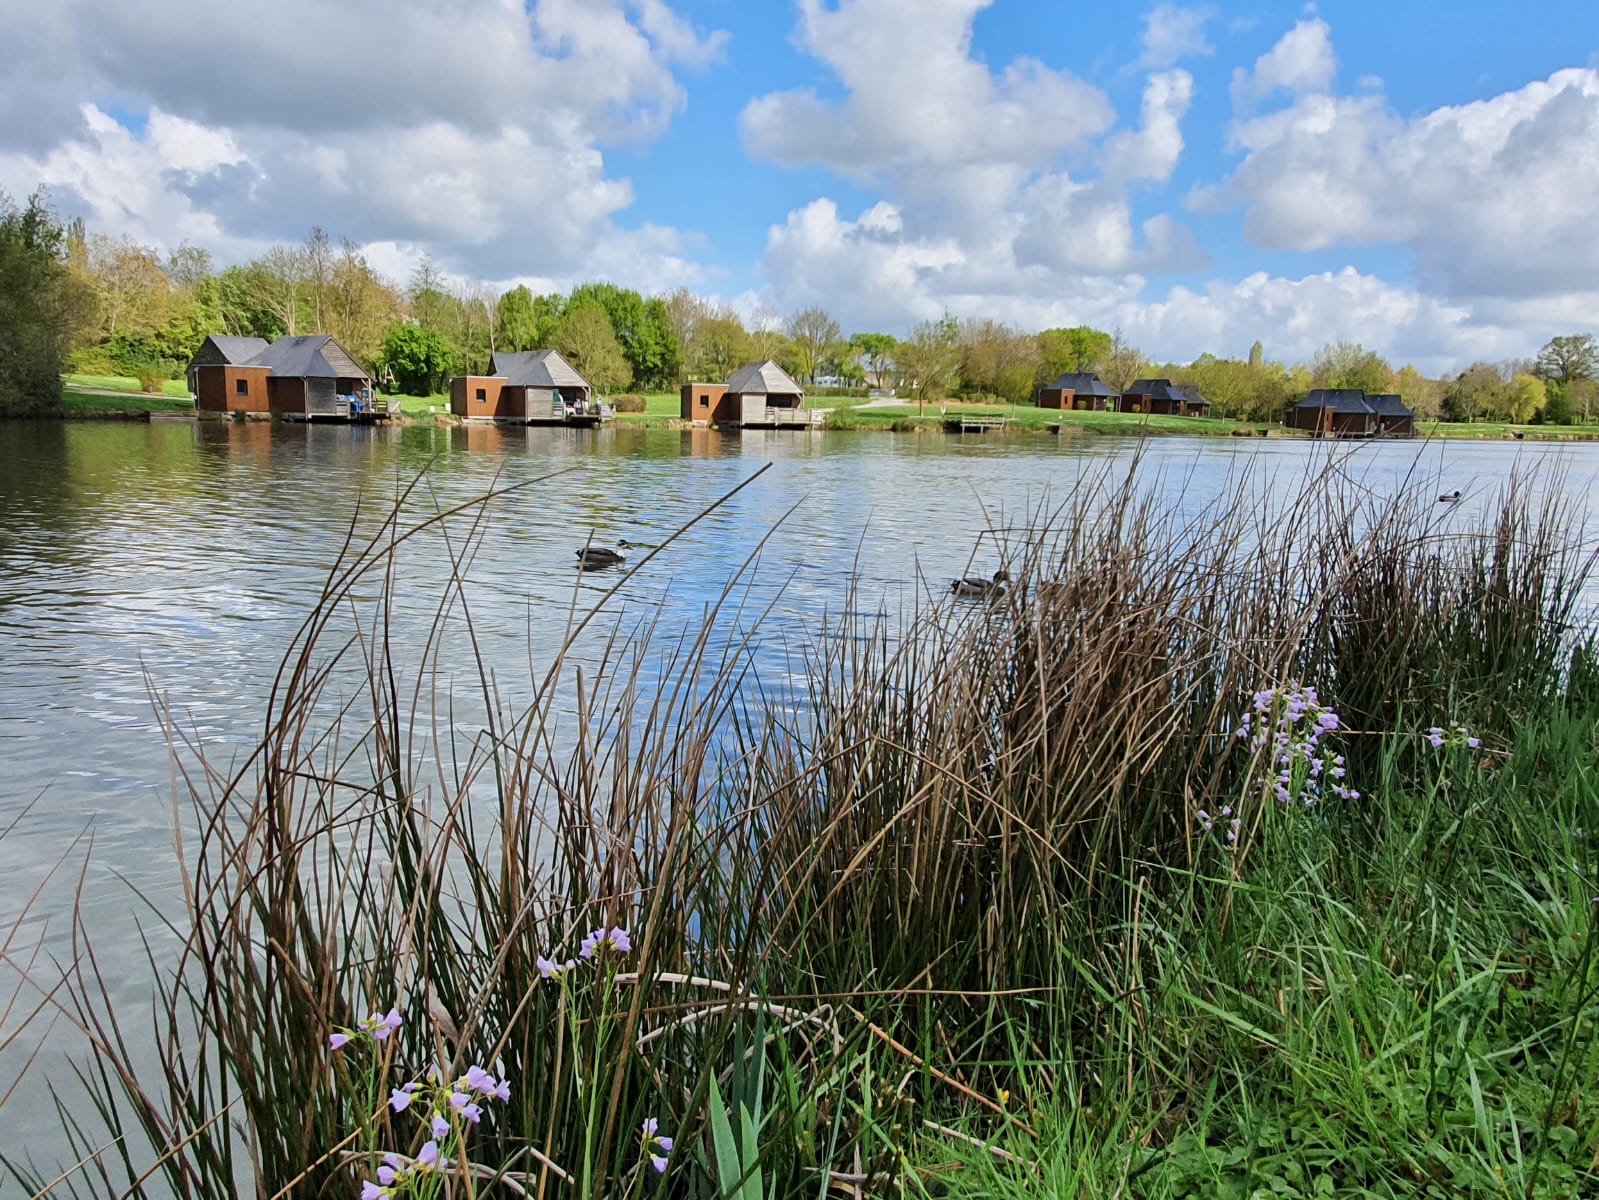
739,0 -> 1115,180
747,0 -> 1207,331
1138,4 -> 1214,69
1209,19 -> 1599,302
0,0 -> 725,288
1230,18 -> 1337,109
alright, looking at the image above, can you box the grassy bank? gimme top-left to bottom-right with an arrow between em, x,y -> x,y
63,372 -> 191,398
5,464 -> 1597,1199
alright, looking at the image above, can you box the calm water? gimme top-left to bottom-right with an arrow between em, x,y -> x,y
3,418 -> 1598,1165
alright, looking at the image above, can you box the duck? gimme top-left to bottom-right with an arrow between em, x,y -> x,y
575,538 -> 633,569
950,568 -> 1010,598
1438,490 -> 1461,503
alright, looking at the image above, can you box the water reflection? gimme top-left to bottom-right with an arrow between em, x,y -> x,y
2,419 -> 1599,1165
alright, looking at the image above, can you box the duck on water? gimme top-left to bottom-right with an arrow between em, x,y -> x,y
576,538 -> 633,569
1438,490 -> 1461,503
950,569 -> 1009,598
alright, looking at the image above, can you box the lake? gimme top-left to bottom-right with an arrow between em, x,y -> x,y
2,418 -> 1598,1166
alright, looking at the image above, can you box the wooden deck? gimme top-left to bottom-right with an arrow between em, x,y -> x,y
942,415 -> 1009,433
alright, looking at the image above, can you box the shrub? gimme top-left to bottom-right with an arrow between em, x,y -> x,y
611,393 -> 646,413
823,408 -> 858,430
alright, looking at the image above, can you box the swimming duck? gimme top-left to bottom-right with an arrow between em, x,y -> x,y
950,568 -> 1010,598
576,538 -> 633,568
1438,490 -> 1461,503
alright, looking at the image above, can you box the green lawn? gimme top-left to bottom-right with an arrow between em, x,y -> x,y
65,373 -> 191,398
1420,418 -> 1599,439
62,389 -> 196,415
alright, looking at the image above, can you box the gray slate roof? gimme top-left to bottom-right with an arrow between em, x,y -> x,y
1177,384 -> 1210,406
489,350 -> 590,391
192,335 -> 269,367
724,359 -> 804,396
1126,378 -> 1187,402
1365,393 -> 1414,417
1297,388 -> 1379,414
1050,372 -> 1118,397
248,335 -> 368,380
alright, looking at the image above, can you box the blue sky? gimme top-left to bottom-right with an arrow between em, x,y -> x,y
1,0 -> 1596,372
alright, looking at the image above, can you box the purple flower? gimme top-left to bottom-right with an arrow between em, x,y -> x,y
390,1088 -> 414,1113
431,1112 -> 450,1138
493,1078 -> 510,1102
463,1065 -> 495,1093
537,955 -> 577,979
642,1117 -> 672,1172
1428,727 -> 1446,748
376,1008 -> 402,1040
459,1103 -> 482,1124
579,926 -> 632,959
416,1141 -> 440,1171
329,1032 -> 350,1051
361,1182 -> 391,1200
1467,736 -> 1481,749
448,1091 -> 469,1111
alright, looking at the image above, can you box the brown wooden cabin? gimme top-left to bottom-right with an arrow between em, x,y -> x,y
1366,393 -> 1415,435
684,360 -> 819,428
454,350 -> 594,422
190,335 -> 272,415
1036,372 -> 1119,411
257,335 -> 374,419
681,382 -> 733,424
190,333 -> 376,419
1121,379 -> 1187,415
1289,389 -> 1414,437
1177,384 -> 1212,417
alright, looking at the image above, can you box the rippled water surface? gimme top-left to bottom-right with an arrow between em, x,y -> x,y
3,417 -> 1598,1161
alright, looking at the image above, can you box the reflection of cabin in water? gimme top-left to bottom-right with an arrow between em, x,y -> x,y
1288,389 -> 1415,438
450,350 -> 608,426
681,359 -> 822,429
189,333 -> 383,421
1035,372 -> 1120,411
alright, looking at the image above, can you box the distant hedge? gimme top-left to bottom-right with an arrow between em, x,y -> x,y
611,394 -> 646,413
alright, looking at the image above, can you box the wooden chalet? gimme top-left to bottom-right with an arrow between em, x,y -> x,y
190,335 -> 271,415
683,359 -> 821,429
1036,372 -> 1119,411
1121,379 -> 1189,415
1177,384 -> 1212,417
1289,389 -> 1415,437
188,334 -> 381,420
451,350 -> 605,425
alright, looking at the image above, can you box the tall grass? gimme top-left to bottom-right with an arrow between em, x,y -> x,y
5,458 -> 1597,1197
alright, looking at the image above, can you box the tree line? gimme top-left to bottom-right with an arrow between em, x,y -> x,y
4,189 -> 1597,424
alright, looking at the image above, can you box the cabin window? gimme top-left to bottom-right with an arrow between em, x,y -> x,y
235,378 -> 249,397
475,388 -> 486,402
699,394 -> 709,408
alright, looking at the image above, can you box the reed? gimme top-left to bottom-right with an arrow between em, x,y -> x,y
5,456 -> 1596,1197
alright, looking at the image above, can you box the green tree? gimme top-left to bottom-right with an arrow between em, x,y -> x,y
785,306 -> 842,383
0,189 -> 92,414
87,233 -> 171,341
698,314 -> 753,380
327,241 -> 400,368
496,286 -> 563,352
380,323 -> 452,395
555,303 -> 632,392
848,332 -> 897,389
1506,373 -> 1546,424
566,282 -> 679,388
1311,340 -> 1394,394
1442,363 -> 1504,423
895,315 -> 961,410
217,264 -> 288,340
1534,334 -> 1597,387
1038,326 -> 1112,379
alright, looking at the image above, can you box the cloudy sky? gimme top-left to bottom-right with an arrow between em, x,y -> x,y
1,0 -> 1595,372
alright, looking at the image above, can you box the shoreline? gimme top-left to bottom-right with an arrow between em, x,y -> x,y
20,387 -> 1599,441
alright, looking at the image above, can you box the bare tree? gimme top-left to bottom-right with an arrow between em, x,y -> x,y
785,306 -> 842,382
1102,327 -> 1146,395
